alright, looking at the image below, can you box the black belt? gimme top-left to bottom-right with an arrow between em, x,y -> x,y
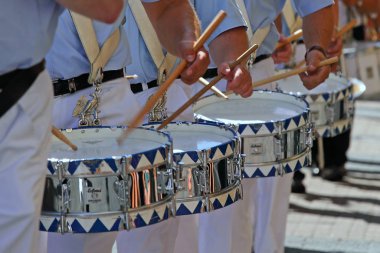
0,60 -> 45,118
53,69 -> 125,96
202,54 -> 271,79
130,79 -> 158,94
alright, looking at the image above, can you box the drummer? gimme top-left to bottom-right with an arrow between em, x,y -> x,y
44,1 -> 210,253
117,1 -> 252,252
194,1 -> 335,253
0,1 -> 125,253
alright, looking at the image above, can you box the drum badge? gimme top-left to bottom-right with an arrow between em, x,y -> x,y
72,87 -> 102,127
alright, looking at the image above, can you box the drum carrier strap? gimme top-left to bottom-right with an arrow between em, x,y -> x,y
235,0 -> 271,64
282,0 -> 303,34
129,0 -> 177,122
70,11 -> 122,84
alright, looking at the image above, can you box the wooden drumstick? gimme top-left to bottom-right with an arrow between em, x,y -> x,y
51,126 -> 78,151
295,20 -> 357,68
251,56 -> 338,89
157,44 -> 259,130
275,29 -> 303,49
198,77 -> 228,99
117,11 -> 227,145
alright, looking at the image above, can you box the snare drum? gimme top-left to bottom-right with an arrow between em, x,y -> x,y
194,91 -> 313,178
145,122 -> 242,216
40,127 -> 174,234
276,73 -> 354,137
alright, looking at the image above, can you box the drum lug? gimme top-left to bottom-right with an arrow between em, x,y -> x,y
276,163 -> 285,177
173,159 -> 185,191
199,150 -> 210,195
345,98 -> 355,118
326,104 -> 335,124
55,161 -> 70,234
305,122 -> 315,148
120,156 -> 132,231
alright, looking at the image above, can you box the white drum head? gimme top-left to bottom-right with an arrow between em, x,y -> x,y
194,91 -> 308,125
49,127 -> 170,161
277,73 -> 349,95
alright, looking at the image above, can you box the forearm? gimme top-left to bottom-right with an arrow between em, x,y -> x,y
209,27 -> 249,66
302,5 -> 334,50
144,0 -> 200,57
57,0 -> 123,23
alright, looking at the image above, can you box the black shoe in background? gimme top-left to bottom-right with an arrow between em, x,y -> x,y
321,166 -> 346,182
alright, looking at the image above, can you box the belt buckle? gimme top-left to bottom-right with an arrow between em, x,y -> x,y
68,79 -> 77,93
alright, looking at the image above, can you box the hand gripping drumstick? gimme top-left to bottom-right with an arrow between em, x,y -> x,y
51,126 -> 78,151
198,77 -> 228,99
157,44 -> 259,130
227,56 -> 338,92
295,20 -> 357,68
275,29 -> 303,50
117,11 -> 227,145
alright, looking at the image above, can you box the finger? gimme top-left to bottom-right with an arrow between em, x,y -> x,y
178,40 -> 196,62
218,62 -> 232,79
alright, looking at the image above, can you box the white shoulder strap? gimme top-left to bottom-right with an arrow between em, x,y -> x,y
282,0 -> 302,34
129,0 -> 176,82
70,11 -> 121,84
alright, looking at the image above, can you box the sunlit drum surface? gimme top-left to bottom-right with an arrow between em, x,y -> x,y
194,91 -> 313,178
145,122 -> 242,216
41,127 -> 174,234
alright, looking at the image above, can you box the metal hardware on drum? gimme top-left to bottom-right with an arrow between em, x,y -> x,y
41,127 -> 174,234
194,91 -> 313,178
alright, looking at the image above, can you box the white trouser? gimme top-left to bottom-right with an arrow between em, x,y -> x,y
177,58 -> 292,253
0,70 -> 53,253
48,77 -> 176,253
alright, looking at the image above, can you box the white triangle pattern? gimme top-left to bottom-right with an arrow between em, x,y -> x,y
67,217 -> 94,232
136,154 -> 152,170
153,151 -> 164,165
181,153 -> 200,165
212,148 -> 224,160
40,216 -> 56,231
134,207 -> 155,225
99,216 -> 121,230
225,144 -> 234,157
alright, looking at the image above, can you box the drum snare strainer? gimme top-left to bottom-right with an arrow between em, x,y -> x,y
41,127 -> 174,234
194,91 -> 313,178
145,122 -> 242,216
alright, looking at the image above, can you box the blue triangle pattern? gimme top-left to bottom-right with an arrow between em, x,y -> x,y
267,167 -> 276,177
89,218 -> 108,233
110,218 -> 122,231
209,147 -> 217,159
303,158 -> 309,167
105,158 -> 118,172
134,213 -> 147,228
176,203 -> 192,216
68,161 -> 81,175
265,123 -> 275,133
47,218 -> 60,232
187,151 -> 200,163
224,194 -> 234,207
284,164 -> 292,173
293,115 -> 301,127
284,118 -> 291,130
252,168 -> 266,178
143,150 -> 157,165
39,221 -> 46,231
249,124 -> 262,134
83,159 -> 103,174
212,198 -> 223,209
295,161 -> 303,171
47,162 -> 55,175
322,93 -> 330,101
159,147 -> 167,160
193,201 -> 203,214
149,210 -> 160,225
218,143 -> 228,156
238,124 -> 247,134
163,207 -> 169,220
131,154 -> 142,170
71,219 -> 87,233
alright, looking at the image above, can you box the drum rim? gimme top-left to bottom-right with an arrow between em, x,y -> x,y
194,90 -> 310,135
48,126 -> 172,174
144,121 -> 239,163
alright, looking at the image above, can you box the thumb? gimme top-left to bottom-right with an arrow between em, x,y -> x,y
179,40 -> 196,62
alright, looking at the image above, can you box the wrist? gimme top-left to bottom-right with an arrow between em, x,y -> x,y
304,45 -> 327,61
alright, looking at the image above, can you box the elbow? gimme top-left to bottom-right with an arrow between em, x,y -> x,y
100,0 -> 124,24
